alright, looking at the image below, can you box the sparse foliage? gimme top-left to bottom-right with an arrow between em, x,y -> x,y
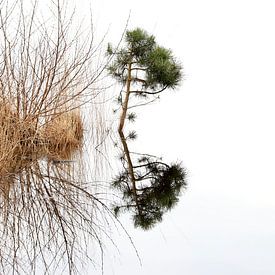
112,157 -> 186,229
108,28 -> 182,92
108,28 -> 187,230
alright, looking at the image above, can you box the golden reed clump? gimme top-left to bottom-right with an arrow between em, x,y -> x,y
42,111 -> 84,160
0,103 -> 17,196
0,102 -> 84,179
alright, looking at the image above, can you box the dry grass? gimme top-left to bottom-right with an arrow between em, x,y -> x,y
0,106 -> 85,203
43,111 -> 84,160
0,103 -> 85,175
0,0 -> 117,273
0,102 -> 16,177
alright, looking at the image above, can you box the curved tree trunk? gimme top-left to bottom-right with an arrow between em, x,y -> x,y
118,61 -> 142,216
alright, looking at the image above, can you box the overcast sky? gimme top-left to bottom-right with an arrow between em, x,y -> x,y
78,0 -> 275,275
22,0 -> 275,274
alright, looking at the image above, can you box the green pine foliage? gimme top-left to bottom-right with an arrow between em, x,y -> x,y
107,28 -> 182,91
127,130 -> 137,140
112,159 -> 187,230
127,112 -> 136,122
108,27 -> 186,230
125,28 -> 155,59
146,46 -> 182,89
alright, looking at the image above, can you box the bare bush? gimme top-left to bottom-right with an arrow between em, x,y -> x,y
0,1 -> 114,274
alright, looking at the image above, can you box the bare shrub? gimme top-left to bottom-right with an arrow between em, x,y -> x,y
0,1 -> 115,274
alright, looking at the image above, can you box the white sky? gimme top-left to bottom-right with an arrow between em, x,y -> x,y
27,0 -> 275,274
83,0 -> 275,274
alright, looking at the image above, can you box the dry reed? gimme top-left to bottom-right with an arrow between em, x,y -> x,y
0,1 -> 117,274
43,111 -> 84,160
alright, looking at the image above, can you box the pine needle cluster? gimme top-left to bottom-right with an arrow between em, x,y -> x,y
107,28 -> 182,91
113,157 -> 187,229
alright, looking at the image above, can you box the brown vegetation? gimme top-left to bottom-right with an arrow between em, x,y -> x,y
41,111 -> 84,160
0,1 -> 114,274
0,101 -> 84,180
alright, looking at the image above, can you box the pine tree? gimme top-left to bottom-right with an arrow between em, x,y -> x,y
107,28 -> 182,92
108,28 -> 186,230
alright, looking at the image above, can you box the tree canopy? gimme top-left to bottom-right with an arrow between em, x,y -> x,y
108,28 -> 182,91
112,157 -> 187,229
108,28 -> 187,230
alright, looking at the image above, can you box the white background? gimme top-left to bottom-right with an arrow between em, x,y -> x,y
24,0 -> 275,274
82,0 -> 275,274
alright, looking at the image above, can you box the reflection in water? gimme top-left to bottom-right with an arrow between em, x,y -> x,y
0,1 -> 113,273
107,28 -> 187,230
